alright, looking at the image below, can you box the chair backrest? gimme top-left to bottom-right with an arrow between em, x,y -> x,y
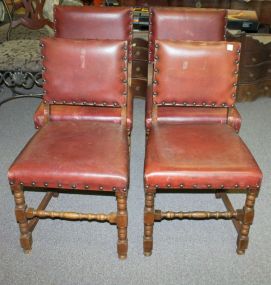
54,6 -> 133,60
41,38 -> 128,108
149,7 -> 227,61
152,40 -> 241,109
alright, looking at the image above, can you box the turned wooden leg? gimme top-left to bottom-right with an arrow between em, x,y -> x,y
144,190 -> 155,256
236,189 -> 257,255
12,185 -> 32,253
116,191 -> 128,260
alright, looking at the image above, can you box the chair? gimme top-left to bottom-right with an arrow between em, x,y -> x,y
33,6 -> 133,134
0,0 -> 82,105
146,7 -> 234,135
8,37 -> 130,259
143,40 -> 263,256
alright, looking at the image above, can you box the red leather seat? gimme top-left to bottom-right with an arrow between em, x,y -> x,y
146,7 -> 228,132
9,121 -> 129,190
145,123 -> 261,189
33,6 -> 133,132
143,40 -> 262,257
8,38 -> 130,259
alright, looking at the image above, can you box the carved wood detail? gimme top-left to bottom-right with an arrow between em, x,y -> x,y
26,209 -> 117,224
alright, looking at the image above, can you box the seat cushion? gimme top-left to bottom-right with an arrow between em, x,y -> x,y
144,123 -> 262,190
8,121 -> 129,191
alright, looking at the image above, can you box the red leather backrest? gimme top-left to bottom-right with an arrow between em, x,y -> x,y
153,40 -> 241,107
149,7 -> 227,61
54,6 -> 133,60
41,38 -> 128,106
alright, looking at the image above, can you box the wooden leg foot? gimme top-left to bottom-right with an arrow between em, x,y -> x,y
144,191 -> 155,257
116,191 -> 128,259
12,185 -> 33,253
236,190 -> 257,255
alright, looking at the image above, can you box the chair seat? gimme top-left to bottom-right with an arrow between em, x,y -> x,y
144,123 -> 262,190
8,121 -> 129,191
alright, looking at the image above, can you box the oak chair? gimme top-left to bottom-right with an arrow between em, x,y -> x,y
33,6 -> 133,134
8,37 -> 130,259
146,7 -> 234,135
143,40 -> 263,256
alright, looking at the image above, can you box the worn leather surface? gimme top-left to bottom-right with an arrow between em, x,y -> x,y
33,93 -> 133,131
8,121 -> 129,191
42,38 -> 127,106
146,104 -> 241,132
144,123 -> 262,189
54,6 -> 133,60
149,7 -> 227,61
153,40 -> 240,107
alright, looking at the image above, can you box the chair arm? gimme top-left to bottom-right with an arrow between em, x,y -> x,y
227,107 -> 242,133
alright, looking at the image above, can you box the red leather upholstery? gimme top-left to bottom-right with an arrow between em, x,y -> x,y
54,6 -> 133,60
34,93 -> 133,132
146,7 -> 227,128
33,6 -> 133,131
149,7 -> 227,62
153,40 -> 240,107
9,121 -> 129,191
144,123 -> 262,189
42,38 -> 127,106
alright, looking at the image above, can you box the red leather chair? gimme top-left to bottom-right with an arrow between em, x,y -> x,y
8,38 -> 130,259
33,6 -> 133,135
143,40 -> 263,256
145,8 -> 238,134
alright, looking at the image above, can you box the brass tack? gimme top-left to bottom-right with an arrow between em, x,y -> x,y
71,184 -> 76,189
246,185 -> 250,189
235,184 -> 239,188
220,185 -> 224,189
180,184 -> 184,188
173,101 -> 176,106
123,188 -> 127,192
123,79 -> 128,83
153,92 -> 157,96
113,102 -> 118,106
72,101 -> 76,105
256,185 -> 260,189
99,186 -> 103,190
202,102 -> 206,106
20,182 -> 24,186
155,43 -> 159,48
153,80 -> 157,84
44,182 -> 48,187
167,184 -> 171,188
193,102 -> 196,106
155,184 -> 159,189
183,102 -> 187,106
233,83 -> 238,87
129,31 -> 132,35
237,50 -> 241,54
154,56 -> 159,60
31,182 -> 36,186
232,94 -> 236,98
149,31 -> 153,34
83,101 -> 87,105
154,68 -> 158,73
43,90 -> 47,95
39,43 -> 44,48
53,100 -> 56,104
93,102 -> 96,106
162,101 -> 165,106
234,71 -> 238,75
123,67 -> 127,71
103,102 -> 106,106
41,55 -> 45,59
235,60 -> 240,64
207,184 -> 212,189
112,187 -> 116,191
123,45 -> 128,50
211,102 -> 216,107
58,183 -> 62,188
123,56 -> 127,60
232,104 -> 235,107
84,185 -> 89,190
145,185 -> 149,189
42,67 -> 46,71
9,181 -> 14,185
123,92 -> 127,96
193,184 -> 197,189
